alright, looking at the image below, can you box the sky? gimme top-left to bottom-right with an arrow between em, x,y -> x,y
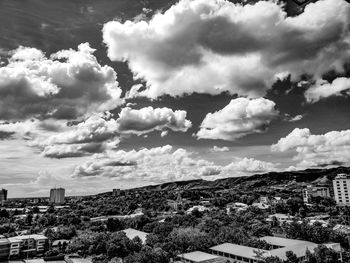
0,0 -> 350,198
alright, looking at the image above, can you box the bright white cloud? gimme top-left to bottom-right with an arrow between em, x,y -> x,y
272,128 -> 350,168
196,97 -> 278,140
212,146 -> 230,152
0,106 -> 191,158
0,140 -> 278,197
103,0 -> 350,99
0,43 -> 122,120
305,77 -> 350,103
224,157 -> 277,173
0,116 -> 119,158
73,145 -> 278,180
287,114 -> 304,122
116,106 -> 192,135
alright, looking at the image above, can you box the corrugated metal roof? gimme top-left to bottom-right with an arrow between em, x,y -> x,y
259,236 -> 308,247
210,243 -> 267,260
178,251 -> 221,262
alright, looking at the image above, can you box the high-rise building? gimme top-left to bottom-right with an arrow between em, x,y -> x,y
333,174 -> 350,206
112,188 -> 121,197
0,189 -> 7,206
49,188 -> 65,204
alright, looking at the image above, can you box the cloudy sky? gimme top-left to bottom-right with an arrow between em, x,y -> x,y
1,0 -> 350,197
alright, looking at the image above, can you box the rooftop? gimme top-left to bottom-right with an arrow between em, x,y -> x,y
210,236 -> 332,261
335,174 -> 350,179
0,238 -> 10,245
177,251 -> 222,262
122,228 -> 149,244
8,237 -> 22,243
259,236 -> 307,247
15,234 -> 48,240
210,243 -> 266,260
268,241 -> 318,260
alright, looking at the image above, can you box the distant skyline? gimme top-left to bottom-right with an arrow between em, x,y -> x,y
0,0 -> 350,198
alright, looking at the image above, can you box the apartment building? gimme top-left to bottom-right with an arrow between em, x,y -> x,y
333,174 -> 350,205
8,237 -> 21,258
0,237 -> 10,261
0,189 -> 7,206
50,188 -> 65,204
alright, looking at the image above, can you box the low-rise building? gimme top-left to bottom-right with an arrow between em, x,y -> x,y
266,214 -> 294,224
271,197 -> 285,205
15,234 -> 48,256
0,237 -> 10,261
122,228 -> 149,244
209,236 -> 342,263
303,185 -> 330,203
8,237 -> 21,258
186,205 -> 209,214
252,202 -> 270,210
260,196 -> 270,204
226,202 -> 248,214
333,224 -> 350,234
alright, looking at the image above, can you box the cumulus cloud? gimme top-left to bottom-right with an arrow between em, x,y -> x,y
196,98 -> 278,140
286,114 -> 304,122
73,145 -> 277,180
305,77 -> 350,103
116,106 -> 192,135
103,0 -> 350,99
0,106 -> 191,158
224,157 -> 277,173
272,128 -> 350,168
161,130 -> 169,137
38,106 -> 190,157
73,145 -> 211,180
0,43 -> 122,120
0,119 -> 67,140
41,140 -> 120,159
212,146 -> 230,152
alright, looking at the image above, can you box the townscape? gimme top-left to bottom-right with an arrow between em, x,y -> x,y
1,0 -> 350,262
1,167 -> 350,263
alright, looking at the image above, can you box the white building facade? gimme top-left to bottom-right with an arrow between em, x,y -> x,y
333,174 -> 350,206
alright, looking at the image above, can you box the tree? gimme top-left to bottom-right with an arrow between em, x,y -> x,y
165,227 -> 211,257
285,251 -> 298,263
124,246 -> 169,263
313,245 -> 340,263
26,213 -> 33,225
107,218 -> 124,232
32,206 -> 40,213
47,205 -> 55,214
